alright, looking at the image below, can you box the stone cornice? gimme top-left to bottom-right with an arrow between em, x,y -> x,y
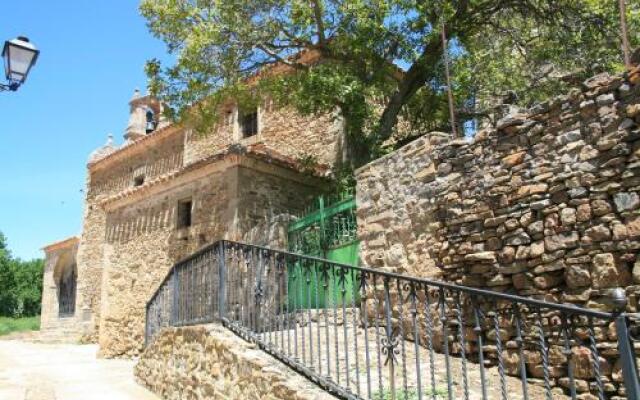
100,146 -> 330,212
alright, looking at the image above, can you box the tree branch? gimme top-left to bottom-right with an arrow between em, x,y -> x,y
311,0 -> 327,46
375,34 -> 444,143
255,44 -> 309,70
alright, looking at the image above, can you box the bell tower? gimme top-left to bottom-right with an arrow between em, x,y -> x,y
124,88 -> 165,142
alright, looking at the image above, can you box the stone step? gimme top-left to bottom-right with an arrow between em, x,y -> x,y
34,327 -> 84,344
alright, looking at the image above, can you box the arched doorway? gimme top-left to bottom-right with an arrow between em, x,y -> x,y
57,263 -> 77,317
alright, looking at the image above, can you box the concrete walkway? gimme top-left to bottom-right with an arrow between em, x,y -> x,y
0,340 -> 159,400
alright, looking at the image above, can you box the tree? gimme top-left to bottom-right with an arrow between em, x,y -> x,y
0,232 -> 16,316
9,258 -> 44,316
0,231 -> 44,317
140,0 -> 638,166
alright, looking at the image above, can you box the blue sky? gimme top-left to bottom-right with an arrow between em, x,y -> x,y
0,1 -> 170,260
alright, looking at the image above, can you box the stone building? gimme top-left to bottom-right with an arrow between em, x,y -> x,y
40,86 -> 344,356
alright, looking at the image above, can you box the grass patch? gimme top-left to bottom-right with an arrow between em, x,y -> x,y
0,316 -> 40,336
372,387 -> 447,400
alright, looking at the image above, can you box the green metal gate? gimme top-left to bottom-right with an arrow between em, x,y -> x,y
287,191 -> 359,309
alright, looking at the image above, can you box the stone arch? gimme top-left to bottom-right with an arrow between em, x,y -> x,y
53,254 -> 76,317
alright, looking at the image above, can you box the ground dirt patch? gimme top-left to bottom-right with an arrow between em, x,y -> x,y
0,340 -> 158,400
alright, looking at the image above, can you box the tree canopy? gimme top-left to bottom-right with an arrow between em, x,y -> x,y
0,232 -> 44,317
141,0 -> 639,166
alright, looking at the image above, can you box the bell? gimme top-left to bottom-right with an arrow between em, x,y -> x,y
145,120 -> 156,133
145,108 -> 156,133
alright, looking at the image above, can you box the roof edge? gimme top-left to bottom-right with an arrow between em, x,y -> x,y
88,123 -> 182,172
42,236 -> 80,252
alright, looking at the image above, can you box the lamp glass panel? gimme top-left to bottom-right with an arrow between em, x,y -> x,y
2,50 -> 8,80
7,44 -> 36,79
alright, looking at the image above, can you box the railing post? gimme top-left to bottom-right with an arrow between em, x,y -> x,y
615,314 -> 640,399
218,241 -> 227,321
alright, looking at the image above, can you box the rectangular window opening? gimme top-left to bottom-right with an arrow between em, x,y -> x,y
240,108 -> 258,138
177,199 -> 192,229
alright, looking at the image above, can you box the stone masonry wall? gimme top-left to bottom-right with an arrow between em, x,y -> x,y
90,130 -> 185,198
98,168 -> 234,357
75,197 -> 108,341
50,80 -> 339,347
135,324 -> 336,400
356,68 -> 640,398
98,161 -> 326,357
184,101 -> 344,167
357,69 -> 640,308
75,130 -> 186,343
235,165 -> 325,240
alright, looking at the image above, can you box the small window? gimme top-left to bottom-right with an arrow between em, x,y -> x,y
134,175 -> 145,187
177,199 -> 192,229
240,108 -> 258,138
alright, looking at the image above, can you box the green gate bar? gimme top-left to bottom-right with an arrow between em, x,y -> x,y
288,192 -> 360,309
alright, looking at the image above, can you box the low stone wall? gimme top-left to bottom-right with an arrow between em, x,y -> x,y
135,324 -> 336,400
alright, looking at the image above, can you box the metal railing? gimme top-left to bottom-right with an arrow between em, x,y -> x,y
145,240 -> 640,400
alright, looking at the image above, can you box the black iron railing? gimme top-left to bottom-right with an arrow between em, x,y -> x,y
145,240 -> 640,400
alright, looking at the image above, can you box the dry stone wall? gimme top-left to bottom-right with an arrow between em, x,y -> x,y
135,324 -> 336,400
356,68 -> 640,398
357,68 -> 640,309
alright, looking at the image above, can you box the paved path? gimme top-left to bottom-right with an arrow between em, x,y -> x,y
0,340 -> 159,400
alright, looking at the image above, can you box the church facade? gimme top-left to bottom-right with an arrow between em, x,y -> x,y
40,88 -> 344,356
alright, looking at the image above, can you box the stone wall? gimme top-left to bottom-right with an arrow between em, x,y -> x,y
356,68 -> 640,397
242,213 -> 296,250
184,101 -> 344,167
90,130 -> 185,198
259,102 -> 344,167
71,129 -> 187,343
135,324 -> 336,400
235,164 -> 324,239
97,158 -> 325,357
75,196 -> 108,341
357,69 -> 640,308
98,168 -> 234,357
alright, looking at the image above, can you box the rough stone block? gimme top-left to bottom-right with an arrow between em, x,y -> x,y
592,253 -> 619,289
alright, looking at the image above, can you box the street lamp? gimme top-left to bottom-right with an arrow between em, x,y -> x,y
1,36 -> 39,92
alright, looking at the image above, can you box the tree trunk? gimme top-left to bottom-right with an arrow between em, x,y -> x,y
375,36 -> 444,144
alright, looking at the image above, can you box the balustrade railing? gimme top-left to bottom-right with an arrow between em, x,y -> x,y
145,240 -> 640,400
